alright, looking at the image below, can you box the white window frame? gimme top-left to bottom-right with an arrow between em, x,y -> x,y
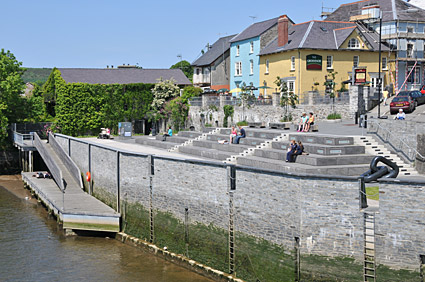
407,26 -> 414,33
265,60 -> 269,74
235,62 -> 242,76
407,43 -> 414,58
353,56 -> 359,68
250,41 -> 254,54
250,59 -> 254,75
236,45 -> 240,56
291,56 -> 295,71
348,38 -> 360,49
326,55 -> 333,69
382,57 -> 388,70
371,77 -> 377,88
287,81 -> 295,93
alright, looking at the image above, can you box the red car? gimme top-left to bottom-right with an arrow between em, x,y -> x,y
421,85 -> 425,95
390,96 -> 415,114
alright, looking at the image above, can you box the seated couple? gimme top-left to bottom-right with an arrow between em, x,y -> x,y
286,140 -> 305,162
229,125 -> 246,144
297,112 -> 315,132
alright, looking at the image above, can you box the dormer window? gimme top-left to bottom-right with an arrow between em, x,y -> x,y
348,38 -> 360,49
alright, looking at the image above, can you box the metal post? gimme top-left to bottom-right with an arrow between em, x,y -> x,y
88,144 -> 92,195
359,177 -> 368,210
378,15 -> 382,118
294,237 -> 301,282
227,165 -> 236,274
29,151 -> 33,172
68,138 -> 71,156
149,155 -> 154,243
116,151 -> 120,214
185,207 -> 189,257
420,255 -> 425,282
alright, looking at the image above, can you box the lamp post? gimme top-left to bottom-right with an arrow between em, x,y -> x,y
378,14 -> 382,118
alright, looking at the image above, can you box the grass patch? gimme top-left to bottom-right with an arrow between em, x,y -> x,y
366,186 -> 379,201
301,255 -> 362,281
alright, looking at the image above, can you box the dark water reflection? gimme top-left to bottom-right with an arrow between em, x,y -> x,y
0,182 -> 213,282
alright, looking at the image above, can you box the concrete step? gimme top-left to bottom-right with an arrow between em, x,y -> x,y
271,141 -> 366,155
136,139 -> 176,150
219,128 -> 282,139
192,140 -> 249,153
177,131 -> 203,138
178,146 -> 233,161
289,134 -> 354,146
236,156 -> 370,176
154,135 -> 190,143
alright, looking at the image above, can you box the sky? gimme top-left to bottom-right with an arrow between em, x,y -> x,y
2,0 -> 362,69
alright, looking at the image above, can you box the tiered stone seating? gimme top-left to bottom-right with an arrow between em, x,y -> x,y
178,128 -> 283,161
135,131 -> 203,150
236,133 -> 374,176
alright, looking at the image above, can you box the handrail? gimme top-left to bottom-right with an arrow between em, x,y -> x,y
49,133 -> 84,189
368,119 -> 425,161
33,133 -> 65,191
13,131 -> 34,147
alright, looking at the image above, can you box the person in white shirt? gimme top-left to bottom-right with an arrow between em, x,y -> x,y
394,109 -> 406,120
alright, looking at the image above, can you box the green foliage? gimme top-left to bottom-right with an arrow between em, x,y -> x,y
327,113 -> 341,120
44,69 -> 154,136
21,68 -> 52,84
236,120 -> 248,126
280,114 -> 293,122
0,104 -> 9,146
149,78 -> 180,122
170,60 -> 193,81
163,97 -> 189,131
324,70 -> 338,98
181,85 -> 202,103
25,95 -> 46,122
223,105 -> 234,127
276,76 -> 298,120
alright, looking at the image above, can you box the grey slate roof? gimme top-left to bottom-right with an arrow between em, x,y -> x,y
192,34 -> 236,67
259,20 -> 389,56
325,0 -> 425,22
229,17 -> 279,43
57,68 -> 191,85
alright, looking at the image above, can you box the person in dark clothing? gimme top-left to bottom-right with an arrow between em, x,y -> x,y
293,141 -> 304,161
234,126 -> 246,144
286,140 -> 298,162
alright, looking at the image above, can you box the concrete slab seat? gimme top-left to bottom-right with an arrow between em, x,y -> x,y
271,141 -> 366,155
178,131 -> 203,139
289,134 -> 354,146
253,148 -> 374,166
247,122 -> 266,128
269,122 -> 291,130
236,156 -> 370,176
192,140 -> 249,153
136,139 -> 176,150
220,128 -> 282,139
202,127 -> 216,133
178,146 -> 234,161
292,124 -> 319,132
154,135 -> 190,143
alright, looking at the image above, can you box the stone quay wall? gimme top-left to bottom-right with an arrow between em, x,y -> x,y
55,133 -> 425,271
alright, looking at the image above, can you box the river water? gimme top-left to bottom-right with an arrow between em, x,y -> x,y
0,176 -> 213,282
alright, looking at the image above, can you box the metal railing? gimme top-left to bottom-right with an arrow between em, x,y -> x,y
368,119 -> 425,163
298,91 -> 350,105
50,134 -> 84,189
189,97 -> 202,107
33,133 -> 65,191
13,132 -> 34,147
222,96 -> 240,106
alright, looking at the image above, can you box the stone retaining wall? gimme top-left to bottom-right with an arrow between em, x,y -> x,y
55,134 -> 425,272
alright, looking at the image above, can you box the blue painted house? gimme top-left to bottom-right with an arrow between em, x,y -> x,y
229,16 -> 293,96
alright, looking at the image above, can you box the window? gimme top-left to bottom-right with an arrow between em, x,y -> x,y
250,60 -> 254,75
235,62 -> 242,76
348,38 -> 360,48
407,26 -> 414,33
196,68 -> 200,75
327,55 -> 333,69
287,81 -> 295,93
265,60 -> 269,74
382,57 -> 388,70
407,43 -> 414,58
371,77 -> 377,88
291,56 -> 295,70
353,56 -> 359,68
236,45 -> 240,56
250,41 -> 254,53
407,66 -> 420,84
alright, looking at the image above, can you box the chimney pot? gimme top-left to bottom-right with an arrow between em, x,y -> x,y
278,15 -> 289,47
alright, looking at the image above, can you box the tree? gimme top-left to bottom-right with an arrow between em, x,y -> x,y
275,76 -> 297,121
324,71 -> 338,114
238,83 -> 256,121
163,97 -> 189,131
0,49 -> 27,145
149,78 -> 180,123
223,105 -> 234,128
170,60 -> 193,81
181,85 -> 202,103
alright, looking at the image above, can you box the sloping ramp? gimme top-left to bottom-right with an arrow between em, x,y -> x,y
23,134 -> 120,232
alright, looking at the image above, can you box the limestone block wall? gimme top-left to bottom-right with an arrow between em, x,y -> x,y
54,134 -> 425,271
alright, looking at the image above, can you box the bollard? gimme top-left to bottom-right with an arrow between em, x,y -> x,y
355,111 -> 359,125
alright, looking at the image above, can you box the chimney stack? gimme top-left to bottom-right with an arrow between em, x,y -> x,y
278,15 -> 289,47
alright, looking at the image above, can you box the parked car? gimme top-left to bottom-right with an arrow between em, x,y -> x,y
421,85 -> 425,95
390,96 -> 415,114
398,90 -> 425,106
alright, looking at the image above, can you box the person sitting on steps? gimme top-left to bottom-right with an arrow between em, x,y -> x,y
286,140 -> 298,162
304,112 -> 315,132
293,141 -> 304,161
297,112 -> 308,132
162,126 -> 173,141
230,126 -> 237,144
234,125 -> 246,144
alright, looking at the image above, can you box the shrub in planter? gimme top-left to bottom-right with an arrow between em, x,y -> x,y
327,113 -> 341,120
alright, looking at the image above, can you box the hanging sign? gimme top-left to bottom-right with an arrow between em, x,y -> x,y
355,68 -> 367,84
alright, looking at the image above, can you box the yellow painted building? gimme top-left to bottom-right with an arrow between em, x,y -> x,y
259,18 -> 396,95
